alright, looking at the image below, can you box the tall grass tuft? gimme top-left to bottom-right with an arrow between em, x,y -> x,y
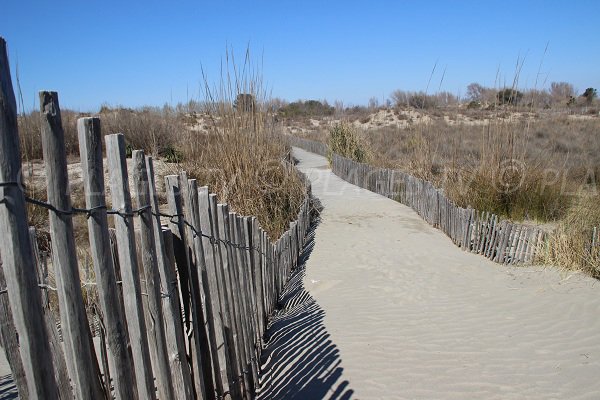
327,122 -> 370,164
538,196 -> 600,277
178,47 -> 306,238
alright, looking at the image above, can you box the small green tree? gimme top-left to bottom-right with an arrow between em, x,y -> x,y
582,88 -> 597,105
408,92 -> 437,109
234,93 -> 255,112
497,88 -> 523,105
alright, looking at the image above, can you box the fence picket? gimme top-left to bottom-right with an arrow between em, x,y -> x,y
78,117 -> 136,400
106,133 -> 156,400
198,187 -> 232,397
217,205 -> 246,397
40,91 -> 106,399
132,150 -> 174,400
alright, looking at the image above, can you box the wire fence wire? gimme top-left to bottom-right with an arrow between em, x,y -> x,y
0,183 -> 265,252
0,185 -> 290,298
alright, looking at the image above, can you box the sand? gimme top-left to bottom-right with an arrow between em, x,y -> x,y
258,147 -> 600,399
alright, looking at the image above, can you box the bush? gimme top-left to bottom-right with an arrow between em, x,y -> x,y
408,92 -> 437,109
497,88 -> 523,105
467,100 -> 482,109
234,93 -> 256,112
100,106 -> 181,157
278,100 -> 334,118
582,88 -> 597,105
327,123 -> 370,163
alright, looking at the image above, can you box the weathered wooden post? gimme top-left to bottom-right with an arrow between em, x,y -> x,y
165,174 -> 209,400
198,186 -> 233,396
0,39 -> 61,400
146,158 -> 194,399
78,117 -> 137,400
39,91 -> 106,399
132,150 -> 175,400
106,133 -> 156,400
216,204 -> 245,397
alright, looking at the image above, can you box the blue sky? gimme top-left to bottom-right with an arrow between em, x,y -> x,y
1,0 -> 599,111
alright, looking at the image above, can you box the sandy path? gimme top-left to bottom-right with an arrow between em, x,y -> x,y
259,147 -> 600,400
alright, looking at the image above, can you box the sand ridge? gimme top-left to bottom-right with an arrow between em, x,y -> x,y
259,147 -> 600,399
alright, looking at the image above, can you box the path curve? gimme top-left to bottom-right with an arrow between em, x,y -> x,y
260,147 -> 600,400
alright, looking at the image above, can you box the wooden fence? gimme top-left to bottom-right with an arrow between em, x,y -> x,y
286,134 -> 546,265
0,38 -> 312,400
286,136 -> 328,157
330,153 -> 544,264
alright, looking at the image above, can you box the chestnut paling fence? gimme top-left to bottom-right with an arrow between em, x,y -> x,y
0,39 -> 312,400
287,135 -> 546,265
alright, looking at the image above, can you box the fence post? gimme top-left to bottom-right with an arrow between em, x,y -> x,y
208,193 -> 241,397
233,214 -> 256,392
146,158 -> 194,399
132,150 -> 175,400
228,211 -> 253,397
105,133 -> 156,400
182,177 -> 216,400
243,217 -> 260,352
165,174 -> 210,400
0,39 -> 61,400
0,255 -> 29,398
216,204 -> 246,397
78,117 -> 137,399
198,186 -> 233,396
39,91 -> 106,399
29,228 -> 72,398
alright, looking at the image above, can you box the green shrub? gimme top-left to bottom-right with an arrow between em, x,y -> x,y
408,92 -> 437,109
162,144 -> 183,163
278,100 -> 334,118
497,88 -> 523,105
327,123 -> 370,164
582,88 -> 597,105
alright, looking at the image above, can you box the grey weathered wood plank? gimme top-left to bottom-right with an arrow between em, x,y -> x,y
0,255 -> 29,399
208,193 -> 240,398
216,204 -> 245,397
198,186 -> 232,396
181,177 -> 214,400
39,91 -> 106,399
0,38 -> 60,400
244,217 -> 261,348
132,150 -> 174,400
232,214 -> 255,394
146,158 -> 194,400
227,212 -> 252,397
29,228 -> 72,399
78,117 -> 137,400
165,174 -> 213,400
105,133 -> 156,400
250,217 -> 266,348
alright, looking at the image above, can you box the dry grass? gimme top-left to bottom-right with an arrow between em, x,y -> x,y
349,113 -> 600,224
286,105 -> 600,275
178,48 -> 306,238
538,196 -> 600,277
327,122 -> 371,164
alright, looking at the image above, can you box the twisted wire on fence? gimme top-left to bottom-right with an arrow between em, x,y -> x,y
0,187 -> 267,253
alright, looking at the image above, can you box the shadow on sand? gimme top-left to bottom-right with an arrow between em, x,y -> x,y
0,374 -> 17,399
257,213 -> 355,400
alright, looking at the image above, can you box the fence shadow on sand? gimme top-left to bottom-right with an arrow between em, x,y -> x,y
0,375 -> 17,399
257,213 -> 355,400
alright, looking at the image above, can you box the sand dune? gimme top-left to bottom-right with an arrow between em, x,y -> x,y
258,147 -> 600,399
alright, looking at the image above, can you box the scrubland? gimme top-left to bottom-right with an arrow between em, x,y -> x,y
283,101 -> 600,277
